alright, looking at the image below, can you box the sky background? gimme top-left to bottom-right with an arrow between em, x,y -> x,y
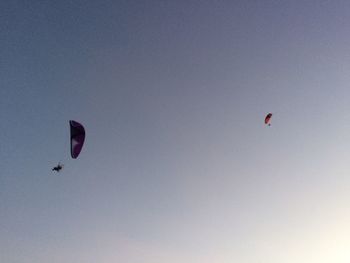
1,1 -> 350,262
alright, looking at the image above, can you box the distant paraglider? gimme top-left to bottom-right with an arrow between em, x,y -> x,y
52,120 -> 85,172
265,113 -> 272,126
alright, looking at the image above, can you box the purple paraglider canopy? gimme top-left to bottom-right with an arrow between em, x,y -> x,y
70,120 -> 85,159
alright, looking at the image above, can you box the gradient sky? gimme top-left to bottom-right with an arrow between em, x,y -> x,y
2,1 -> 350,262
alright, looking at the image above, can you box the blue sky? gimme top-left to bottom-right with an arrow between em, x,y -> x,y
1,1 -> 350,262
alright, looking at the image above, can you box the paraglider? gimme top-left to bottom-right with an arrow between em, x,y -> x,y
52,120 -> 85,172
265,113 -> 272,126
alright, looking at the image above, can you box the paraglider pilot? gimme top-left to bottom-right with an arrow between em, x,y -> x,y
52,163 -> 63,172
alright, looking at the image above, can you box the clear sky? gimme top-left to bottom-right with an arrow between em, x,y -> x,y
1,1 -> 350,262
